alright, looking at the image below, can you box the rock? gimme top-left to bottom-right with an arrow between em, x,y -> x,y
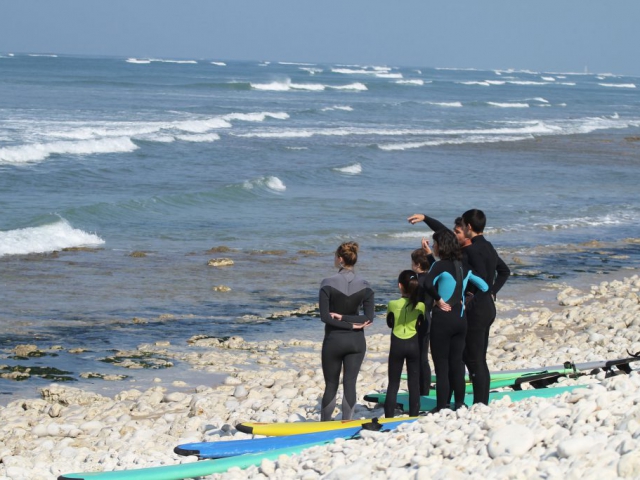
487,424 -> 535,458
618,452 -> 640,478
233,385 -> 248,398
557,436 -> 594,458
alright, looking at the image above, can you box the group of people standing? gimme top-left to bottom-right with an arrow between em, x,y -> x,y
318,209 -> 510,420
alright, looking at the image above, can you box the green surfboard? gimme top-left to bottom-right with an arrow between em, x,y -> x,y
58,440 -> 328,480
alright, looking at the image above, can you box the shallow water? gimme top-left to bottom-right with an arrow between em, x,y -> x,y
1,55 -> 639,404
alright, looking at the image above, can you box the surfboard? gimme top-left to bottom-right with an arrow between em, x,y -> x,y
387,384 -> 581,412
386,369 -> 572,402
402,354 -> 640,385
175,417 -> 414,459
236,414 -> 419,436
58,440 -> 328,480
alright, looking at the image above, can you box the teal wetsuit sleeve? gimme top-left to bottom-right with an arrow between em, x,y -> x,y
468,272 -> 489,293
319,286 -> 354,330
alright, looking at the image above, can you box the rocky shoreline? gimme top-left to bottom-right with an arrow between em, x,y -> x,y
1,274 -> 639,479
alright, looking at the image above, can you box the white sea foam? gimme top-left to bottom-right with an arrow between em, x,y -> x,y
0,110 -> 289,163
378,135 -> 528,151
0,220 -> 104,256
174,133 -> 221,142
376,73 -> 403,79
251,79 -> 366,91
559,82 -> 576,86
158,59 -> 198,64
487,102 -> 530,108
507,80 -> 550,86
331,83 -> 367,91
173,118 -> 232,133
427,101 -> 463,107
126,58 -> 197,64
0,137 -> 138,164
251,80 -> 325,91
396,79 -> 424,86
333,163 -> 362,175
331,67 -> 393,76
541,76 -> 556,81
28,54 -> 58,58
211,61 -> 226,66
321,105 -> 354,112
234,122 -> 559,140
139,134 -> 176,143
278,61 -> 316,66
485,80 -> 506,85
221,112 -> 290,122
527,97 -> 549,103
243,176 -> 286,192
599,83 -> 636,88
436,67 -> 479,71
300,67 -> 323,75
459,81 -> 491,86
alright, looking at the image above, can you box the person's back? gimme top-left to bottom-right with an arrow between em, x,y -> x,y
318,242 -> 374,421
320,269 -> 373,336
460,209 -> 510,405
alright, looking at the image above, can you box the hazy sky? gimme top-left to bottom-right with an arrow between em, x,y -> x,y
2,0 -> 639,76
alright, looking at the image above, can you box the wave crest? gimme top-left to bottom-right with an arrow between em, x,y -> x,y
333,163 -> 362,175
0,137 -> 138,164
0,220 -> 105,256
243,176 -> 287,193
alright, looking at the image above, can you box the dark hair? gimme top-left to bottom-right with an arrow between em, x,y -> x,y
411,248 -> 430,271
433,229 -> 462,261
461,209 -> 486,234
336,241 -> 359,266
398,269 -> 420,309
454,217 -> 464,229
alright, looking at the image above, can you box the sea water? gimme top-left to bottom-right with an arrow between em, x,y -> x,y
1,54 -> 639,403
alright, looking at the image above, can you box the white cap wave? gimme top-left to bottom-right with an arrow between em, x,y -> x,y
0,220 -> 105,256
243,176 -> 286,192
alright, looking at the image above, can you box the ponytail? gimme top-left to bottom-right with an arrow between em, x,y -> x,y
398,269 -> 420,310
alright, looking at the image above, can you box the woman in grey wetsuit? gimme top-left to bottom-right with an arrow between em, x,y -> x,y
319,242 -> 374,421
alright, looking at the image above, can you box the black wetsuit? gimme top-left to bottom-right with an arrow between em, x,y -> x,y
423,259 -> 488,410
416,272 -> 434,395
463,235 -> 510,405
414,214 -> 447,395
319,268 -> 374,421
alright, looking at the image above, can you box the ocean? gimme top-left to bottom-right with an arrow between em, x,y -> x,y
1,54 -> 639,404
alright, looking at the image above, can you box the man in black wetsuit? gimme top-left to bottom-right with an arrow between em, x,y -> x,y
460,209 -> 510,405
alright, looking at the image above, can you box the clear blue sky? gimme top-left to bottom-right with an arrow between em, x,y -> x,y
2,0 -> 639,76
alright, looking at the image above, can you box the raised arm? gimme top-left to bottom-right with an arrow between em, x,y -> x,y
408,213 -> 447,232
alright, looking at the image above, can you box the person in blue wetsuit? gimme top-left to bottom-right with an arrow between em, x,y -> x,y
319,241 -> 374,421
384,270 -> 426,418
423,229 -> 489,412
461,209 -> 510,405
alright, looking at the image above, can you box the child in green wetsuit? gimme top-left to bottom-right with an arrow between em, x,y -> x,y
384,270 -> 426,417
